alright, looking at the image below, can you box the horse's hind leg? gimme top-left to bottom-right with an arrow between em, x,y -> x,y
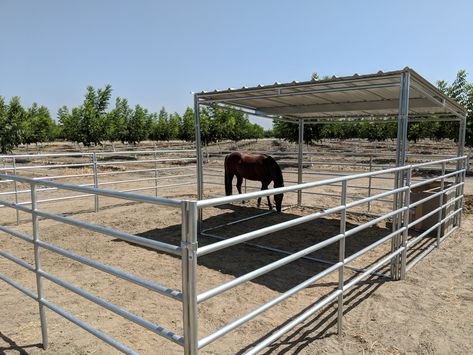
260,183 -> 272,210
225,171 -> 234,196
236,174 -> 245,203
236,175 -> 243,194
257,182 -> 263,208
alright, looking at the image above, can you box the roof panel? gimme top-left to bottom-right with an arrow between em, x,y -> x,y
196,68 -> 466,121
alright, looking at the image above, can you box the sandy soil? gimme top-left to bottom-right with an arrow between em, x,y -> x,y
1,139 -> 472,354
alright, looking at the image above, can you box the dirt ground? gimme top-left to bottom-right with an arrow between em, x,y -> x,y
1,139 -> 472,354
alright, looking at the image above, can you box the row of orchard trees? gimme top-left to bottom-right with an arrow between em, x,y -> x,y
0,85 -> 265,153
58,85 -> 264,146
273,70 -> 473,146
1,70 -> 471,153
0,97 -> 57,153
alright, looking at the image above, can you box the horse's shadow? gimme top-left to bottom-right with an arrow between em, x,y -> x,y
116,203 -> 407,294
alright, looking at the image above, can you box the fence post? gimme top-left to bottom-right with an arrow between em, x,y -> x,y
31,184 -> 49,349
182,201 -> 199,355
13,157 -> 20,225
436,162 -> 446,246
154,151 -> 159,197
297,118 -> 304,206
367,156 -> 373,212
337,180 -> 347,335
92,153 -> 99,212
459,157 -> 467,227
400,167 -> 411,280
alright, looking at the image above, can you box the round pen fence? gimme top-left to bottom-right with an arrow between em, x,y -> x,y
0,151 -> 467,354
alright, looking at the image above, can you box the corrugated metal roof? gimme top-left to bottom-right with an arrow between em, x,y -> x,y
195,68 -> 466,122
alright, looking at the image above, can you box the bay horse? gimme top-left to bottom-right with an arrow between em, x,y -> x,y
224,151 -> 284,212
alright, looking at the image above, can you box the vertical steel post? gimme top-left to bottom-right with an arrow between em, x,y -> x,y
391,71 -> 410,280
337,180 -> 347,334
459,156 -> 467,227
400,167 -> 411,280
13,157 -> 20,225
367,155 -> 373,212
436,162 -> 446,246
455,115 -> 466,227
297,118 -> 304,206
181,201 -> 199,355
92,153 -> 99,212
194,96 -> 204,228
154,151 -> 159,197
31,184 -> 48,349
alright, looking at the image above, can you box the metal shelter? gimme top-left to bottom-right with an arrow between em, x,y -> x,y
193,67 -> 467,280
194,67 -> 466,199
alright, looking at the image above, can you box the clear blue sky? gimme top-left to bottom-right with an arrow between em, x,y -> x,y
1,0 -> 472,129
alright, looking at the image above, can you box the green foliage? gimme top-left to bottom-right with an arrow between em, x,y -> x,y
126,105 -> 152,144
23,103 -> 56,145
179,107 -> 195,142
273,120 -> 324,144
270,69 -> 473,145
77,85 -> 113,146
151,107 -> 171,141
14,69 -> 473,150
105,97 -> 131,143
436,70 -> 473,146
0,97 -> 24,153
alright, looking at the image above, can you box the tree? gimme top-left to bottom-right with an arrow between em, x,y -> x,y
23,103 -> 56,146
179,107 -> 195,142
57,106 -> 79,143
152,107 -> 171,141
437,70 -> 473,146
273,120 -> 324,144
76,85 -> 113,146
126,104 -> 152,144
105,97 -> 131,144
168,113 -> 181,140
0,97 -> 24,153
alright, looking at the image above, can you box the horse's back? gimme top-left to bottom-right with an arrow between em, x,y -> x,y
225,151 -> 272,181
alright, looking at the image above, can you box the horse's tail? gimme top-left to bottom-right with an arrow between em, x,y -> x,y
270,156 -> 284,188
224,154 -> 232,196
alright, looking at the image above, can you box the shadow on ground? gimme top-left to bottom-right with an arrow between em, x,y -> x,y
114,203 -> 409,294
0,332 -> 42,355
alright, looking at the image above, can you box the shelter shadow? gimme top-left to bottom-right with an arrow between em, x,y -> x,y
124,204 -> 395,294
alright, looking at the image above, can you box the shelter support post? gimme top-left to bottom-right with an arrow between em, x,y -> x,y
391,71 -> 410,280
437,162 -> 446,246
194,96 -> 204,229
337,180 -> 347,334
400,167 -> 411,280
297,118 -> 304,206
455,115 -> 466,227
31,184 -> 49,349
182,201 -> 199,355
